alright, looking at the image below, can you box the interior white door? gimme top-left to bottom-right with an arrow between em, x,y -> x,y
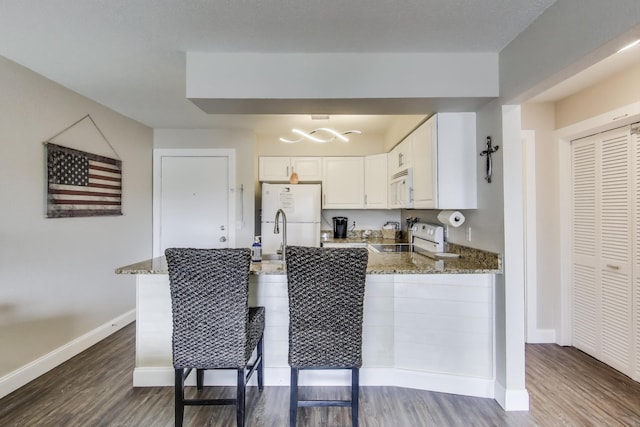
159,156 -> 229,253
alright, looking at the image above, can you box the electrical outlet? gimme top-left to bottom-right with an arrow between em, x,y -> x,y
466,226 -> 472,241
352,220 -> 356,229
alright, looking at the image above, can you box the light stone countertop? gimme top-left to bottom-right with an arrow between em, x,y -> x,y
115,243 -> 501,276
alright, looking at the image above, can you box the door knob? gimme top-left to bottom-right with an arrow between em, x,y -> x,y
220,225 -> 225,230
219,236 -> 227,242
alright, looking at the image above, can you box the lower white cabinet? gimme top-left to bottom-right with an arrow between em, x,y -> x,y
322,157 -> 365,209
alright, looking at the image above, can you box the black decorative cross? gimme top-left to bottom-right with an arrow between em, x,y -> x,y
479,136 -> 499,183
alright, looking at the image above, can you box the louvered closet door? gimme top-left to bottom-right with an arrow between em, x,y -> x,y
599,129 -> 633,375
572,126 -> 634,377
572,138 -> 599,355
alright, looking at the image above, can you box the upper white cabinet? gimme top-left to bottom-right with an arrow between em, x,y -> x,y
411,113 -> 477,209
322,157 -> 365,209
364,154 -> 388,209
291,157 -> 323,181
258,156 -> 323,182
411,118 -> 436,208
388,136 -> 413,176
259,157 -> 290,181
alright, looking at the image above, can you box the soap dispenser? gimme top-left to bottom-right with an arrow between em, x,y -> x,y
251,236 -> 262,263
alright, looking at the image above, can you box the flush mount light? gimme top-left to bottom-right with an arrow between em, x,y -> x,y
617,39 -> 640,53
279,128 -> 362,143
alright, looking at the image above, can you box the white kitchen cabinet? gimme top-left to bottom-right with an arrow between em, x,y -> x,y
411,112 -> 477,209
258,156 -> 323,182
291,157 -> 323,181
364,153 -> 388,209
411,118 -> 436,208
322,157 -> 364,209
259,157 -> 290,181
387,136 -> 413,176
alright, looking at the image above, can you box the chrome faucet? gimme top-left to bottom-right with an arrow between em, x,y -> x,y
274,208 -> 287,262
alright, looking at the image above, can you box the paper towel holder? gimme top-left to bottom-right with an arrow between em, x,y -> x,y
480,136 -> 499,183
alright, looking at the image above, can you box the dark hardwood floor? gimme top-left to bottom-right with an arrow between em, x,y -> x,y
1,323 -> 639,426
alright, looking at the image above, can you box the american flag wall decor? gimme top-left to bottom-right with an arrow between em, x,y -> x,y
46,143 -> 122,218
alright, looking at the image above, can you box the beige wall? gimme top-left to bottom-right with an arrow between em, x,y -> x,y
383,115 -> 426,152
555,63 -> 640,128
0,56 -> 153,391
522,103 -> 559,333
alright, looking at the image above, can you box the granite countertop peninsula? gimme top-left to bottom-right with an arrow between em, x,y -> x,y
116,242 -> 501,276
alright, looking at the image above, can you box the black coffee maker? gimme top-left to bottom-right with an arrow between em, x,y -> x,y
332,216 -> 348,239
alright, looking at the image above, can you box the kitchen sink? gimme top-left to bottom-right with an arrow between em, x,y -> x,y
368,244 -> 413,253
261,253 -> 284,262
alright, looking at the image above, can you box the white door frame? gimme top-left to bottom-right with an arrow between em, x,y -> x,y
556,101 -> 640,345
153,148 -> 236,257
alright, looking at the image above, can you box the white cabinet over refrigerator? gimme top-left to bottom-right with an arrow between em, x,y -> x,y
261,183 -> 321,254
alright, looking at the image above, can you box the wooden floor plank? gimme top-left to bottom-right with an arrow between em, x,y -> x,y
1,323 -> 639,426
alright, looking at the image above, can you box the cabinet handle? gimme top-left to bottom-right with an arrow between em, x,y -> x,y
286,166 -> 289,175
399,153 -> 403,167
606,264 -> 620,270
323,194 -> 326,206
364,194 -> 368,206
409,187 -> 414,202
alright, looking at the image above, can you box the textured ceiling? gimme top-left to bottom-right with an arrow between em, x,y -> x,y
0,0 -> 558,133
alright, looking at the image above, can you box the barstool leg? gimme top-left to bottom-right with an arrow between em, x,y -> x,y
196,369 -> 204,391
290,368 -> 299,427
175,368 -> 185,427
237,368 -> 246,427
352,368 -> 359,427
257,335 -> 264,391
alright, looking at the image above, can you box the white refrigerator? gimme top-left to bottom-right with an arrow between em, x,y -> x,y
261,183 -> 321,254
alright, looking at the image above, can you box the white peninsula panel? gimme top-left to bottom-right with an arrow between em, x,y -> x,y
132,271 -> 495,398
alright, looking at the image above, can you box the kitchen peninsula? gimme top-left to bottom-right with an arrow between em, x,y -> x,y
117,246 -> 501,400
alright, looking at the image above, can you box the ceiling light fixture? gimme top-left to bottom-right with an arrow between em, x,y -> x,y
279,128 -> 362,144
617,39 -> 640,53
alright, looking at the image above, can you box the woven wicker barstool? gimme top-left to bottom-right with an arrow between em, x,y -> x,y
165,248 -> 265,427
285,246 -> 368,427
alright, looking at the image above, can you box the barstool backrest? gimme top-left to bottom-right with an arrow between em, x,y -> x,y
285,246 -> 368,368
165,248 -> 251,369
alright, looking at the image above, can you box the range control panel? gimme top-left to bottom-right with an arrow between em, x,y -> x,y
412,223 -> 444,253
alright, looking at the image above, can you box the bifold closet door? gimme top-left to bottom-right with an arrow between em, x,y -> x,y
571,126 -> 634,377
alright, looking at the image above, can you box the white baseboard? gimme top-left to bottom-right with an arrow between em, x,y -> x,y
134,366 -> 494,400
494,380 -> 530,411
133,366 -> 286,387
389,369 -> 494,399
526,328 -> 557,344
0,310 -> 136,400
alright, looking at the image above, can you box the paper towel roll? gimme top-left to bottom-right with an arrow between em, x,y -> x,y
437,210 -> 466,228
